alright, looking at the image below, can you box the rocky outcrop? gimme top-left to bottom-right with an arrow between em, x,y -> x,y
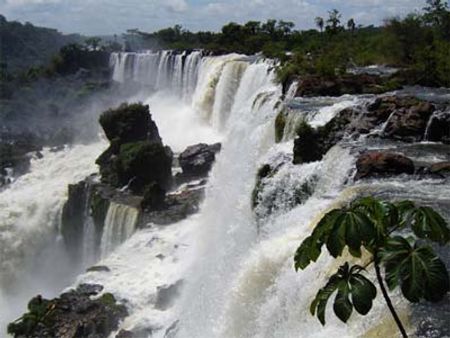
178,143 -> 221,179
7,284 -> 127,338
96,103 -> 172,194
98,102 -> 161,145
382,98 -> 435,142
295,74 -> 401,97
61,180 -> 90,259
426,111 -> 450,144
0,133 -> 43,186
292,96 -> 445,166
142,182 -> 206,225
355,152 -> 415,180
430,162 -> 450,177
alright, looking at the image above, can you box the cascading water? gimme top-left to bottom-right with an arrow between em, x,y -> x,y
3,50 -> 449,338
100,202 -> 140,258
110,50 -> 203,99
0,142 -> 106,333
78,52 -> 450,338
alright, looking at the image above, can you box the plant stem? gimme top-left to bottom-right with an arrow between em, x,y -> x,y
374,258 -> 408,338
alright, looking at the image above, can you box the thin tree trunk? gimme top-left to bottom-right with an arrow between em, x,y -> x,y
374,259 -> 408,338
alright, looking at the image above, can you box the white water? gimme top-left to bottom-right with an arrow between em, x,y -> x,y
100,202 -> 140,258
0,141 -> 106,333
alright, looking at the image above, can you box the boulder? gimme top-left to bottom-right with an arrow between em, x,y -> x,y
383,97 -> 435,142
99,103 -> 161,145
142,187 -> 205,225
355,152 -> 415,179
178,143 -> 221,178
426,111 -> 450,144
430,162 -> 450,177
293,121 -> 324,165
7,284 -> 128,338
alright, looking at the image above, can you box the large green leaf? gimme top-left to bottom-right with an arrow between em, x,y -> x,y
333,282 -> 353,323
294,209 -> 343,270
380,236 -> 449,302
325,210 -> 375,258
412,207 -> 450,244
349,273 -> 377,315
310,263 -> 377,325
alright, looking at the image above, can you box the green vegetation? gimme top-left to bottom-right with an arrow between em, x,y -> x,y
124,0 -> 450,88
294,197 -> 450,337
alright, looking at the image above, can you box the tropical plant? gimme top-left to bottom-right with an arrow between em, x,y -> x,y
294,197 -> 449,338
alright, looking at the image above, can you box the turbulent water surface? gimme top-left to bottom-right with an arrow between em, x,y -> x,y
0,50 -> 449,337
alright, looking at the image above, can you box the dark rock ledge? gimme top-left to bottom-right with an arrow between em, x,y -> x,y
7,284 -> 127,338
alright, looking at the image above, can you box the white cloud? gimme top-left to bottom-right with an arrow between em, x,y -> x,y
164,0 -> 188,13
0,0 -> 426,35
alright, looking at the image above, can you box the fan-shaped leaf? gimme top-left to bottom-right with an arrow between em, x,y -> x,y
350,274 -> 377,315
310,263 -> 376,325
380,237 -> 450,302
412,207 -> 450,244
333,283 -> 353,323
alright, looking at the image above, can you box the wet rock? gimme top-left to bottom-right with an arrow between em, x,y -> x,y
383,97 -> 435,142
99,103 -> 161,146
155,280 -> 183,310
293,121 -> 323,165
426,111 -> 450,144
143,187 -> 205,225
86,265 -> 111,273
61,180 -> 89,260
275,110 -> 287,143
116,330 -> 134,338
164,321 -> 179,338
295,74 -> 401,97
355,151 -> 415,179
141,182 -> 166,211
0,133 -> 43,186
178,143 -> 221,178
430,162 -> 450,177
7,284 -> 128,338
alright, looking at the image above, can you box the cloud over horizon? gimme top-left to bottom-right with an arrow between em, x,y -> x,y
0,0 -> 425,35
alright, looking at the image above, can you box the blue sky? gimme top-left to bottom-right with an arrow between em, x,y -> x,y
0,0 -> 425,35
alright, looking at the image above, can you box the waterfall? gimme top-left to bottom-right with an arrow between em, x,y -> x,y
110,50 -> 203,99
100,202 -> 140,258
4,51 -> 448,338
0,142 -> 105,333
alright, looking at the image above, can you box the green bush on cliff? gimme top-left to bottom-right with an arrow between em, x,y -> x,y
118,141 -> 172,193
99,103 -> 158,144
293,121 -> 323,164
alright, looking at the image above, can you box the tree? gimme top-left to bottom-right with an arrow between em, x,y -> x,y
326,9 -> 342,34
315,17 -> 324,32
424,0 -> 449,24
85,37 -> 101,51
294,197 -> 449,338
347,18 -> 356,33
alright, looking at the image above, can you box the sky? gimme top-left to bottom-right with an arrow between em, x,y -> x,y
0,0 -> 426,35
